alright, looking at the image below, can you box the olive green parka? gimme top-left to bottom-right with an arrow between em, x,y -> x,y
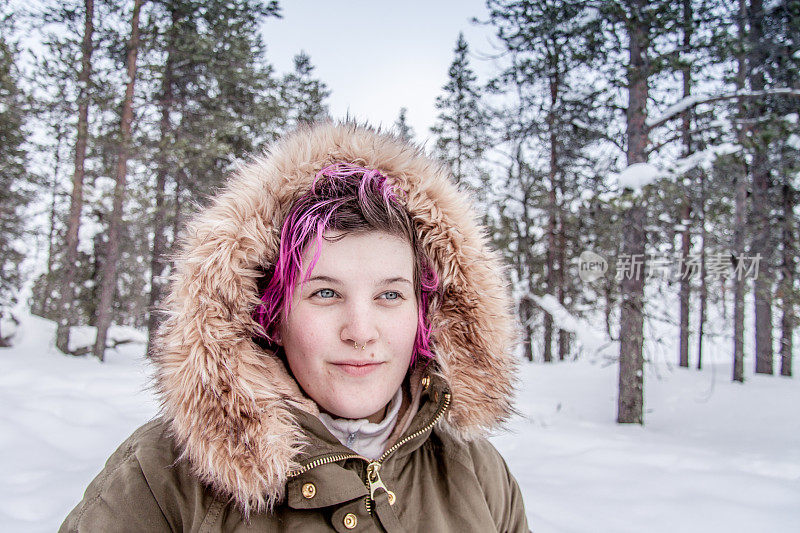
61,123 -> 529,532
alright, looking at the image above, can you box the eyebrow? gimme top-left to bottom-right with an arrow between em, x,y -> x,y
303,275 -> 413,286
380,277 -> 413,286
303,275 -> 339,284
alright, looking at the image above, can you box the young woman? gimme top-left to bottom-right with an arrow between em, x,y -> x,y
61,123 -> 528,532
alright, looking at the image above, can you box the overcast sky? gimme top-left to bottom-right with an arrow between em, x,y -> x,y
261,0 -> 500,146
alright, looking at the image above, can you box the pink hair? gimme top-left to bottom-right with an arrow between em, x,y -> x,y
255,163 -> 440,366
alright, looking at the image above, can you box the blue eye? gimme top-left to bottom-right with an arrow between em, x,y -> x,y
381,291 -> 401,300
315,289 -> 336,299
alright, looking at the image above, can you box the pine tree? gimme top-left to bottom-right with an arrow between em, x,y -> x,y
608,0 -> 661,424
54,0 -> 95,354
26,1 -> 287,353
488,0 -> 701,420
145,0 -> 183,355
767,0 -> 799,377
164,0 -> 283,201
28,51 -> 73,322
732,0 -> 800,375
779,173 -> 796,377
430,33 -> 490,191
92,0 -> 144,361
0,15 -> 31,345
27,1 -> 91,326
143,0 -> 284,350
747,0 -> 775,375
677,0 -> 696,369
670,0 -> 724,371
492,133 -> 549,362
487,0 -> 607,362
394,107 -> 414,141
281,51 -> 330,127
726,0 -> 751,383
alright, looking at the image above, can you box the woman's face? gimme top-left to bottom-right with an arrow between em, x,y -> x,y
278,230 -> 418,423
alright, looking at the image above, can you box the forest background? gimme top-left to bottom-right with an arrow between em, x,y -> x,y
0,0 -> 797,429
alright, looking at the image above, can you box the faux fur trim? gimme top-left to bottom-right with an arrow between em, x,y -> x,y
152,122 -> 518,516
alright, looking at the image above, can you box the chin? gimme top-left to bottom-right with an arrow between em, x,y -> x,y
328,403 -> 379,420
323,393 -> 385,419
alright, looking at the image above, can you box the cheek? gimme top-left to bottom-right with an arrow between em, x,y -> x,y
282,303 -> 326,348
281,313 -> 326,377
391,307 -> 419,354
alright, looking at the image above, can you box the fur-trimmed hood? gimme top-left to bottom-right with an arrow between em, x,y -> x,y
152,122 -> 518,515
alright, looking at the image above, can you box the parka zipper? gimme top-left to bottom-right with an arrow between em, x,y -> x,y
363,391 -> 451,515
286,452 -> 365,477
287,391 -> 452,515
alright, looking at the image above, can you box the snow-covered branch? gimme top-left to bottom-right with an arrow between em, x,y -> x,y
646,88 -> 800,130
531,294 -> 617,356
613,143 -> 741,192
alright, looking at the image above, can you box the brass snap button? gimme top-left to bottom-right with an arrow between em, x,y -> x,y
343,512 -> 358,529
301,482 -> 316,499
387,490 -> 396,505
421,375 -> 430,391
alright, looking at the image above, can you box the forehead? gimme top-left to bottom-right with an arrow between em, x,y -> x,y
302,231 -> 414,281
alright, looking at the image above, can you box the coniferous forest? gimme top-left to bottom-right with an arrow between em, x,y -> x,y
1,0 -> 798,431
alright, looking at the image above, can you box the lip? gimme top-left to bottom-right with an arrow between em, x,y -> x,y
330,360 -> 384,377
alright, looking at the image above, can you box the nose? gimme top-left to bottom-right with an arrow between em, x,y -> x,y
340,300 -> 379,348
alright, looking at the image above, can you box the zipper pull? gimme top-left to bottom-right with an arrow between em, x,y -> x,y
366,462 -> 396,506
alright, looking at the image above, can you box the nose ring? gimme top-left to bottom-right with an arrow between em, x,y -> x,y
353,341 -> 365,351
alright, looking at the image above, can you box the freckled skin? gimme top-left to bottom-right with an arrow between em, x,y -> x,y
278,231 -> 418,423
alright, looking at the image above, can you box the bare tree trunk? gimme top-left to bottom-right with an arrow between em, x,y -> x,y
511,142 -> 537,364
779,181 -> 795,377
543,180 -> 553,364
697,172 -> 707,370
456,111 -> 463,184
748,0 -> 774,375
172,176 -> 183,245
604,280 -> 614,339
678,0 -> 693,369
545,72 -> 570,362
752,155 -> 774,374
543,311 -> 553,362
520,297 -> 534,362
557,181 -> 568,360
678,198 -> 692,368
721,277 -> 728,319
732,296 -> 746,383
55,0 -> 94,354
732,0 -> 748,383
92,0 -> 144,361
779,306 -> 794,376
617,2 -> 649,425
557,293 -> 569,360
0,314 -> 10,347
39,127 -> 65,318
544,177 -> 556,363
146,6 -> 178,357
543,75 -> 559,364
146,159 -> 168,356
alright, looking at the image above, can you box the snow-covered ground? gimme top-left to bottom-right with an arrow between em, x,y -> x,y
496,361 -> 799,533
1,312 -> 797,532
